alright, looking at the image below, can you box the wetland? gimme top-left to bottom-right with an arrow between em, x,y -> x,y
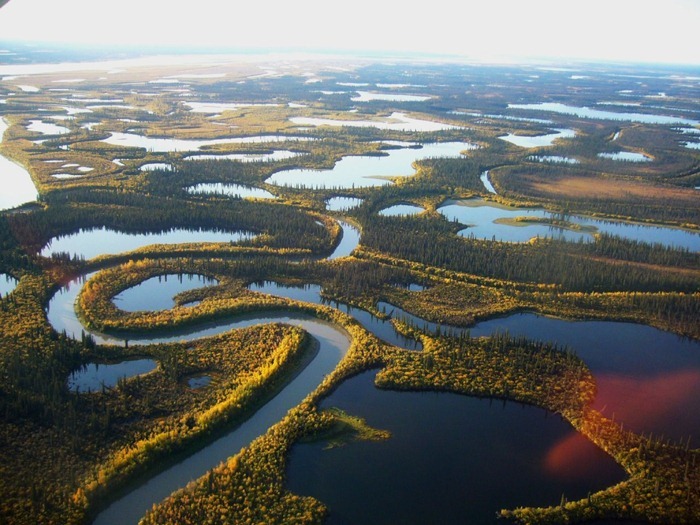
0,48 -> 698,525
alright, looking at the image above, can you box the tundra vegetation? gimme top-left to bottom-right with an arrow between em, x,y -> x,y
0,49 -> 698,524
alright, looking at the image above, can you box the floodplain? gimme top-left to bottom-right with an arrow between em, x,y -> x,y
0,46 -> 698,525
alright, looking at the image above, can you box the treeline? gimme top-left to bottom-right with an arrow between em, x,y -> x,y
412,156 -> 486,193
8,188 -> 333,254
0,216 -> 34,272
360,214 -> 699,293
578,232 -> 700,268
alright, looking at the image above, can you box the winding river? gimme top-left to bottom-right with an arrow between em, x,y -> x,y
92,315 -> 349,525
43,217 -> 699,524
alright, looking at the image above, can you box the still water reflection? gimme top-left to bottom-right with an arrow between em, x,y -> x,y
287,371 -> 625,525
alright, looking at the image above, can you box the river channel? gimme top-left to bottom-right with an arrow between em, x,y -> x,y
42,218 -> 699,524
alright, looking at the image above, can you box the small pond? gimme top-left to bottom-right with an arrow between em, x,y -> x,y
140,163 -> 172,171
286,371 -> 625,525
393,283 -> 426,292
68,359 -> 157,392
187,375 -> 212,389
52,174 -> 84,179
0,273 -> 18,296
378,204 -> 425,216
528,155 -> 580,164
499,128 -> 576,148
113,274 -> 219,312
40,227 -> 256,260
184,150 -> 301,162
266,141 -> 477,189
597,151 -> 651,162
326,196 -> 364,211
186,182 -> 276,199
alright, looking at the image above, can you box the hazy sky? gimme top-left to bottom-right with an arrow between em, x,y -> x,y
0,0 -> 699,64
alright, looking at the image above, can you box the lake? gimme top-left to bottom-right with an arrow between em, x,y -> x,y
380,304 -> 700,444
351,91 -> 431,102
140,163 -> 172,171
0,118 -> 38,210
40,227 -> 256,260
183,150 -> 301,162
509,102 -> 700,127
266,142 -> 477,189
499,128 -> 576,148
101,132 -> 315,152
27,119 -> 70,135
528,155 -> 580,164
286,371 -> 626,525
290,111 -> 460,132
438,198 -> 700,250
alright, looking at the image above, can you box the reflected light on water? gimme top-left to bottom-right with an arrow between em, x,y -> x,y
594,370 -> 700,442
545,370 -> 700,482
544,431 -> 620,482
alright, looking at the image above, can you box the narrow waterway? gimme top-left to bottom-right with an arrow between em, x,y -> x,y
42,215 -> 698,524
92,315 -> 348,525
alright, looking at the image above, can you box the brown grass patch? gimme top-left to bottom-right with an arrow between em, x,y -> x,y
524,174 -> 697,204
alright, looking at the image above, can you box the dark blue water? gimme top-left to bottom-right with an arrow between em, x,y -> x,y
249,282 -> 421,350
381,305 -> 700,443
113,273 -> 218,312
68,359 -> 157,392
287,371 -> 626,525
